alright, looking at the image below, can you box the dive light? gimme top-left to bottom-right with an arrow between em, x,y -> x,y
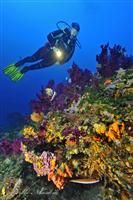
53,47 -> 64,60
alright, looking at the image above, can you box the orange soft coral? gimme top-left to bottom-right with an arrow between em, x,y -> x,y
48,160 -> 73,189
30,112 -> 44,123
48,168 -> 65,189
51,174 -> 65,190
104,79 -> 112,85
65,164 -> 73,177
66,139 -> 77,147
107,120 -> 125,141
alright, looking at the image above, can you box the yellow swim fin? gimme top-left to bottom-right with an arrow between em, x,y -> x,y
3,64 -> 18,75
10,71 -> 24,81
3,64 -> 24,81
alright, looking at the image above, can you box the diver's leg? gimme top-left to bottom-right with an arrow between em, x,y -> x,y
3,44 -> 53,81
4,59 -> 55,81
15,45 -> 50,67
20,59 -> 55,73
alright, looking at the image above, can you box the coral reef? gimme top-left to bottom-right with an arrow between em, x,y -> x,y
0,45 -> 133,200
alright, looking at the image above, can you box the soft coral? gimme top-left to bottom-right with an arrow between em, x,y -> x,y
96,43 -> 133,77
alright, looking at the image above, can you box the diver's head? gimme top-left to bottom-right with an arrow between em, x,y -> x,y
71,22 -> 80,36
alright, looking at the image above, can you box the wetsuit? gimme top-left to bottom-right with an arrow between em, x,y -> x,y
15,28 -> 77,73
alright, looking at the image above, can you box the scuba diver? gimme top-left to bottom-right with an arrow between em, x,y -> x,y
3,21 -> 81,81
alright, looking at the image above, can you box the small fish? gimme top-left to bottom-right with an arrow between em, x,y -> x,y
70,178 -> 100,184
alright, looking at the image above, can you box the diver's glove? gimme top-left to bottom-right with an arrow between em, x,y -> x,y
51,46 -> 59,53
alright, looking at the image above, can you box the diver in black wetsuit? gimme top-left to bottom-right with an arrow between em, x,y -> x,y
3,22 -> 80,81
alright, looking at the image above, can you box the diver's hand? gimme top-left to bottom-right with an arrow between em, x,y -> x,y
51,46 -> 59,53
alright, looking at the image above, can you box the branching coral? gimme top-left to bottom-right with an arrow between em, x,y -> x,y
30,63 -> 98,114
96,43 -> 133,77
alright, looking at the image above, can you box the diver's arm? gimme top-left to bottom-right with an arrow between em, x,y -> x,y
47,30 -> 64,46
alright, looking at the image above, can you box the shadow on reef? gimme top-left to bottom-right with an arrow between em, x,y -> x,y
0,44 -> 133,200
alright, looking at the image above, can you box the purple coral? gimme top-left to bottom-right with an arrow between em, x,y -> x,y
0,139 -> 12,155
68,62 -> 94,90
30,80 -> 54,113
62,127 -> 86,139
0,139 -> 21,155
30,63 -> 97,113
96,43 -> 133,77
12,139 -> 21,154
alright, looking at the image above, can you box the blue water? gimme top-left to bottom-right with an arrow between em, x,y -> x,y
0,0 -> 132,128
